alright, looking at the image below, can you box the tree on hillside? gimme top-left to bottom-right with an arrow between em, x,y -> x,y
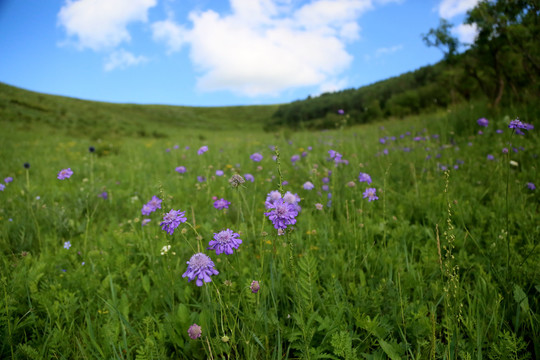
422,18 -> 460,63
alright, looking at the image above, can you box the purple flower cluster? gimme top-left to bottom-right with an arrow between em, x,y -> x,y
182,252 -> 219,286
141,195 -> 162,215
160,209 -> 187,235
509,118 -> 534,130
57,168 -> 73,180
328,149 -> 347,165
175,166 -> 187,173
250,280 -> 260,293
208,229 -> 242,255
197,146 -> 208,155
265,190 -> 282,205
188,323 -> 202,340
363,188 -> 379,202
477,118 -> 489,127
358,172 -> 372,184
214,198 -> 231,210
250,152 -> 263,162
265,198 -> 298,230
303,181 -> 314,190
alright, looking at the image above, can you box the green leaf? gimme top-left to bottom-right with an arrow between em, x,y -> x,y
513,284 -> 529,313
378,339 -> 401,360
141,275 -> 150,294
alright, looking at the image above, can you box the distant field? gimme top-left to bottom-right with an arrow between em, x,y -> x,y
0,85 -> 538,359
0,82 -> 279,138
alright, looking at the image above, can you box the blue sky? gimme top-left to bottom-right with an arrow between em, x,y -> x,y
0,0 -> 480,107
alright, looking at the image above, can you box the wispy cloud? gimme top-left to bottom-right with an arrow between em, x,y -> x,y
151,0 -> 393,97
438,0 -> 480,19
104,49 -> 148,71
375,44 -> 403,57
57,0 -> 156,51
151,19 -> 186,54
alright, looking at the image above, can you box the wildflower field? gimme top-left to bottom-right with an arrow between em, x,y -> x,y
0,107 -> 539,359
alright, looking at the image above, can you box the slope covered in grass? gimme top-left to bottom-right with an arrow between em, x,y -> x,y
0,82 -> 278,139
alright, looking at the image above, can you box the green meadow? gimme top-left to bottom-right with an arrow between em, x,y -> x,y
0,83 -> 539,359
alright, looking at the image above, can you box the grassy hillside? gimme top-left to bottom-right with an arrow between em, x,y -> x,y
0,82 -> 278,139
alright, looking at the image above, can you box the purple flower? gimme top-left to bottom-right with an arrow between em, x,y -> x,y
215,170 -> 224,176
197,146 -> 208,155
358,172 -> 372,184
0,184 -> 4,191
141,204 -> 154,216
502,148 -> 508,154
64,241 -> 71,249
283,191 -> 301,212
315,203 -> 323,210
141,196 -> 162,215
188,323 -> 202,339
363,188 -> 379,202
244,173 -> 254,182
303,181 -> 314,190
379,138 -> 386,144
214,198 -> 231,210
160,209 -> 187,235
291,155 -> 300,163
4,177 -> 13,184
487,154 -> 495,161
265,190 -> 282,206
98,191 -> 108,200
477,118 -> 489,127
264,198 -> 298,230
208,229 -> 242,255
509,118 -> 533,130
197,176 -> 206,183
322,185 -> 329,192
175,166 -> 187,174
496,129 -> 503,134
250,280 -> 260,293
322,177 -> 330,184
250,153 -> 263,162
182,253 -> 219,286
337,109 -> 345,115
141,219 -> 151,226
57,168 -> 73,180
527,182 -> 536,190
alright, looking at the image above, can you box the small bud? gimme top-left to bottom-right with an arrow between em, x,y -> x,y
229,174 -> 245,188
250,280 -> 260,294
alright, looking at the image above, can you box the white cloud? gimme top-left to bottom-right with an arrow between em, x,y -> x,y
58,0 -> 157,51
438,0 -> 480,19
152,0 -> 382,97
104,49 -> 148,71
452,23 -> 478,44
152,19 -> 187,54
